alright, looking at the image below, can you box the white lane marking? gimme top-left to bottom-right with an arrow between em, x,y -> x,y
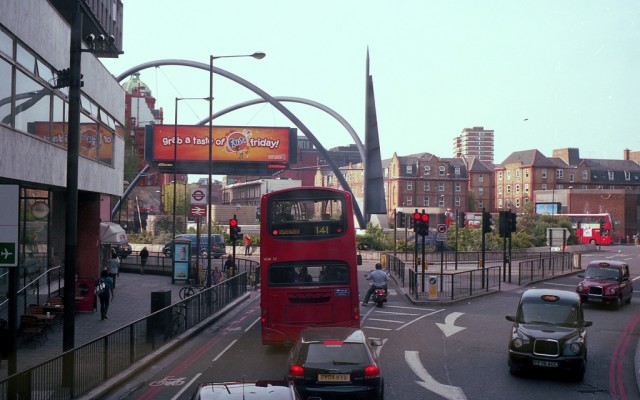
362,326 -> 393,331
435,312 -> 466,338
212,339 -> 238,363
246,317 -> 261,332
171,373 -> 202,400
367,318 -> 406,324
396,309 -> 445,331
405,351 -> 467,400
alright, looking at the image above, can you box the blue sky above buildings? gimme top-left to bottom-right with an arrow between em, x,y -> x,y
104,0 -> 640,170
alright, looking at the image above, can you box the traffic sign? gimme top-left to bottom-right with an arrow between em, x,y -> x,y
437,224 -> 447,233
0,242 -> 16,266
0,185 -> 18,267
191,189 -> 207,205
190,205 -> 207,218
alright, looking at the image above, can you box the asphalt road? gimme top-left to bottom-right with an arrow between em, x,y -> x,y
104,246 -> 640,400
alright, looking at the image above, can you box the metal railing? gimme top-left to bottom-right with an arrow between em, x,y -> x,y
0,272 -> 248,400
385,251 -> 577,302
0,267 -> 64,323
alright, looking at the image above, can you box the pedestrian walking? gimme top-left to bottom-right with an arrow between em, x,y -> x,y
107,252 -> 119,288
243,234 -> 251,255
98,268 -> 114,320
139,246 -> 149,275
212,265 -> 224,285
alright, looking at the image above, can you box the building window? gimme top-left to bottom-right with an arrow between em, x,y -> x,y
406,196 -> 412,206
498,171 -> 503,180
406,165 -> 413,174
423,196 -> 429,207
407,181 -> 413,191
438,196 -> 445,207
582,170 -> 588,180
608,171 -> 614,180
498,199 -> 503,208
479,174 -> 484,183
438,166 -> 446,176
454,167 -> 460,175
557,184 -> 564,189
506,170 -> 511,181
506,185 -> 511,194
515,198 -> 521,208
423,182 -> 430,191
478,187 -> 484,195
498,186 -> 502,194
423,165 -> 430,175
438,182 -> 445,191
478,201 -> 484,209
542,169 -> 547,179
455,196 -> 460,207
556,169 -> 563,179
569,174 -> 575,182
524,183 -> 529,193
515,184 -> 520,193
625,171 -> 631,181
455,182 -> 461,192
524,169 -> 529,179
541,183 -> 547,190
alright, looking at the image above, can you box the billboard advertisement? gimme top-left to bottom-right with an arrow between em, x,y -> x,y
145,124 -> 297,175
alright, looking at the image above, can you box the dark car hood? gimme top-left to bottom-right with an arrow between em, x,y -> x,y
517,324 -> 580,341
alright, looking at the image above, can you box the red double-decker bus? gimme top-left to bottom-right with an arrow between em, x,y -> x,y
559,213 -> 614,245
259,187 -> 360,345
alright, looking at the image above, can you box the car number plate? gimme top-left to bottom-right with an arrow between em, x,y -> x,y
318,373 -> 350,382
589,297 -> 602,302
532,359 -> 558,368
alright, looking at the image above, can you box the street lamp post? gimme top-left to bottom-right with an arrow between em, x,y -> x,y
207,52 -> 265,288
173,97 -> 207,278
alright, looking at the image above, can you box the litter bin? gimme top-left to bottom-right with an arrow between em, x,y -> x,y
75,280 -> 96,313
149,290 -> 171,334
428,276 -> 438,300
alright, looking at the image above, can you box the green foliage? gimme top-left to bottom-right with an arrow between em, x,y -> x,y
356,223 -> 394,251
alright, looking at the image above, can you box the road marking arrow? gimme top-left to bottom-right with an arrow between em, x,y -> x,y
405,351 -> 467,400
435,312 -> 466,337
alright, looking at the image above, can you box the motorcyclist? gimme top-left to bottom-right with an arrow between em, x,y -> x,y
362,263 -> 389,306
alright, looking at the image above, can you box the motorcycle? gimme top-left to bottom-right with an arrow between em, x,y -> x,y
372,284 -> 388,307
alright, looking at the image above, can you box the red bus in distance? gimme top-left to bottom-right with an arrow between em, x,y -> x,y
557,213 -> 614,245
259,187 -> 360,345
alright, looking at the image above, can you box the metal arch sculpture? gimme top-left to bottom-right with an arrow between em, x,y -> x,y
115,60 -> 365,228
195,96 -> 365,163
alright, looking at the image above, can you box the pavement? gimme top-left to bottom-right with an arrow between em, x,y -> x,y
0,271 -> 186,379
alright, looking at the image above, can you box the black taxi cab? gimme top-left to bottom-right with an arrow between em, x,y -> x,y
506,288 -> 592,381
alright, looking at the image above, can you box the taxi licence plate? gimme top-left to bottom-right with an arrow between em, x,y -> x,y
532,359 -> 558,368
318,373 -> 350,382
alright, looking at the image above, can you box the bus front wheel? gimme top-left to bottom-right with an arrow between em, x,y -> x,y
589,239 -> 597,245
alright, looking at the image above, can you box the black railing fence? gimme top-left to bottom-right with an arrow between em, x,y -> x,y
385,251 -> 575,302
0,273 -> 248,400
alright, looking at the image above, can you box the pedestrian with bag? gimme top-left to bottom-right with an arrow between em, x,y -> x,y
139,246 -> 149,275
97,268 -> 114,320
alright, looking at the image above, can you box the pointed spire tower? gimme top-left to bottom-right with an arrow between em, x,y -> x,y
364,48 -> 387,223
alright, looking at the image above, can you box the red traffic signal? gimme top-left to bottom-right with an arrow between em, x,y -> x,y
420,214 -> 429,223
229,218 -> 238,227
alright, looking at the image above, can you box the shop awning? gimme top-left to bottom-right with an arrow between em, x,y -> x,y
100,222 -> 127,244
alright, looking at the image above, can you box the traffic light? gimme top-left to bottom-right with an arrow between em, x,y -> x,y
413,211 -> 421,233
510,211 -> 517,233
499,211 -> 508,237
397,212 -> 405,228
418,211 -> 429,236
482,211 -> 493,234
458,212 -> 466,229
229,217 -> 241,241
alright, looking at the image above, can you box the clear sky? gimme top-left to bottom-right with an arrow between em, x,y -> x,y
102,0 -> 640,172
